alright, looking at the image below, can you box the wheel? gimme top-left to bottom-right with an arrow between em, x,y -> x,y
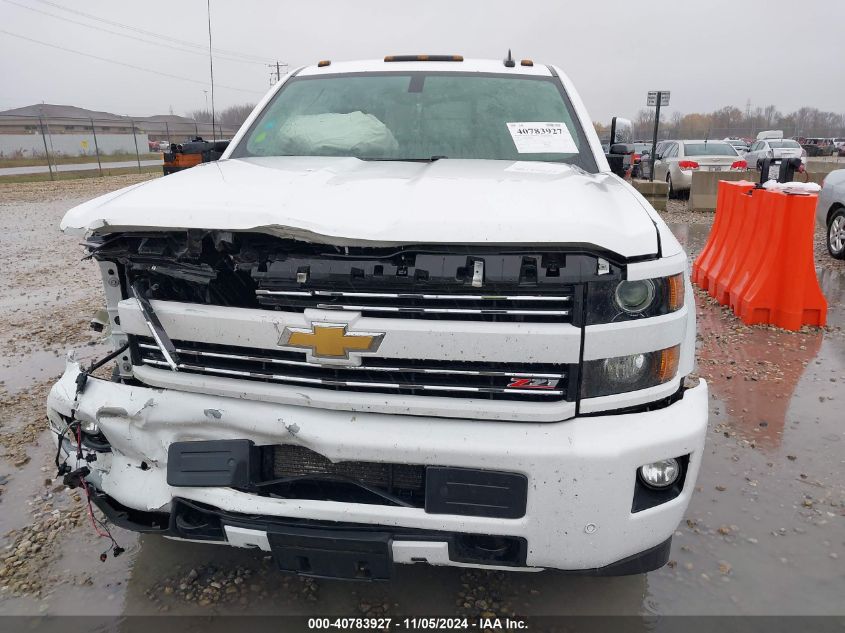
828,208 -> 845,259
667,174 -> 675,199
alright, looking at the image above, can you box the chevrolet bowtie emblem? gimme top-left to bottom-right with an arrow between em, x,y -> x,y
279,322 -> 384,359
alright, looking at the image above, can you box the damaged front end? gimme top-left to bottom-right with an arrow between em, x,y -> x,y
48,224 -> 702,577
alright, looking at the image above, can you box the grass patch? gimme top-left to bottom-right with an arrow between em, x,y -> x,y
0,165 -> 161,184
0,153 -> 161,168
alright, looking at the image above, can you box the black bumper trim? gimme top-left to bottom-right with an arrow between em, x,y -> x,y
90,491 -> 672,576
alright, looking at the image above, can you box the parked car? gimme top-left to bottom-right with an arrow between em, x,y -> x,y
638,140 -> 672,180
630,142 -> 653,178
744,138 -> 804,170
50,56 -> 707,578
817,169 -> 845,259
652,140 -> 745,197
723,138 -> 749,155
801,137 -> 838,157
157,140 -> 171,151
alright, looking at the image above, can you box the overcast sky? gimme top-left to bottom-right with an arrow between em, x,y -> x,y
1,0 -> 843,123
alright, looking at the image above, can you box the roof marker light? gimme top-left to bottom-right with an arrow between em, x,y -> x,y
384,55 -> 463,62
317,60 -> 331,67
520,59 -> 534,66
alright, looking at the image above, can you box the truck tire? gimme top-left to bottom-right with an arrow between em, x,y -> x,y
828,208 -> 845,259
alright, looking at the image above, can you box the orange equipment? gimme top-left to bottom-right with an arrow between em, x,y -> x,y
692,180 -> 827,331
162,138 -> 229,175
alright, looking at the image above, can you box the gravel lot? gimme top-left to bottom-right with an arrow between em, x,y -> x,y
0,175 -> 842,618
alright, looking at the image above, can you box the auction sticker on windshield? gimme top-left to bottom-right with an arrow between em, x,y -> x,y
507,122 -> 577,153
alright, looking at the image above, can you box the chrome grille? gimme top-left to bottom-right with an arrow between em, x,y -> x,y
254,289 -> 575,322
134,337 -> 570,401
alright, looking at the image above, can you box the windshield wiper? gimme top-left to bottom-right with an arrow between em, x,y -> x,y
358,156 -> 447,162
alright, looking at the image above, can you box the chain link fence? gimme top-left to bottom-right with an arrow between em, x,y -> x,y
0,113 -> 239,179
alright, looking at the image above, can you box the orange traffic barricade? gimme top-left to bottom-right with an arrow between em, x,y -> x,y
692,180 -> 826,331
692,181 -> 755,292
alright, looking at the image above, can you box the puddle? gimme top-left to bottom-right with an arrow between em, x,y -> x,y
0,345 -> 105,395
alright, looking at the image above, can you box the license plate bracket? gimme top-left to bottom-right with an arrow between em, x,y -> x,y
268,527 -> 392,580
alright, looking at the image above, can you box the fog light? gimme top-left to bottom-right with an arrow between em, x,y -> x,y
80,420 -> 100,435
639,458 -> 680,489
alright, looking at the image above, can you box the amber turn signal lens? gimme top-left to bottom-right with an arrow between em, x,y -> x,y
317,60 -> 331,67
656,345 -> 680,383
667,273 -> 685,312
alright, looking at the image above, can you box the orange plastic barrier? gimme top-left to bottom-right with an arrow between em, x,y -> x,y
692,181 -> 826,331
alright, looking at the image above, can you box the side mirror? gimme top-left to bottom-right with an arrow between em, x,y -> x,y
609,117 -> 633,145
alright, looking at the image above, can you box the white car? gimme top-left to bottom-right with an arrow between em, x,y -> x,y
49,56 -> 707,578
745,138 -> 804,170
723,138 -> 749,155
652,140 -> 745,196
817,169 -> 845,259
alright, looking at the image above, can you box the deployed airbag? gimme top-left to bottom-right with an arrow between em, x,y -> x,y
273,111 -> 399,156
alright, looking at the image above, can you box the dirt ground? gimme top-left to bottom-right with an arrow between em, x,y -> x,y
0,176 -> 843,619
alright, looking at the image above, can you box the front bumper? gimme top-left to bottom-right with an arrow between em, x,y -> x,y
48,361 -> 708,574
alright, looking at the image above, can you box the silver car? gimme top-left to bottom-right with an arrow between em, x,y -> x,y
744,138 -> 804,169
724,138 -> 749,155
817,169 -> 845,259
652,140 -> 744,197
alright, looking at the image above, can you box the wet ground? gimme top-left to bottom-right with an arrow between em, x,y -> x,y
0,178 -> 842,619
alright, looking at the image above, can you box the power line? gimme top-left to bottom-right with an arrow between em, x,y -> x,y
1,0 -> 264,66
33,0 -> 271,63
0,29 -> 265,95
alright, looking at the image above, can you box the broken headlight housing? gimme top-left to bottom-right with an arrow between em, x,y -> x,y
585,273 -> 684,324
580,345 -> 680,399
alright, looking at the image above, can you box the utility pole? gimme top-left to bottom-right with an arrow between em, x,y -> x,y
268,60 -> 288,85
746,98 -> 752,138
207,0 -> 216,140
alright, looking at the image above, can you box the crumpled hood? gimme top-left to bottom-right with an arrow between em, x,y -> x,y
61,156 -> 660,258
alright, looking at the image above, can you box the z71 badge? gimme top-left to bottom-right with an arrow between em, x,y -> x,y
506,377 -> 560,389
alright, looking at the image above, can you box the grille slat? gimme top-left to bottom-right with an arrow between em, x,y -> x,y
255,287 -> 575,323
134,338 -> 570,402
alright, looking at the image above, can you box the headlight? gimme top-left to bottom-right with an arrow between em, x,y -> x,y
586,273 -> 684,324
581,345 -> 679,398
639,458 -> 680,489
614,280 -> 656,314
80,420 -> 100,434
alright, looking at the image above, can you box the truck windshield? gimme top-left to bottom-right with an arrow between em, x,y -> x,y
231,72 -> 598,171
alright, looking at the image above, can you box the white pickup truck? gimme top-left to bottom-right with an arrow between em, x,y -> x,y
49,56 -> 707,578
